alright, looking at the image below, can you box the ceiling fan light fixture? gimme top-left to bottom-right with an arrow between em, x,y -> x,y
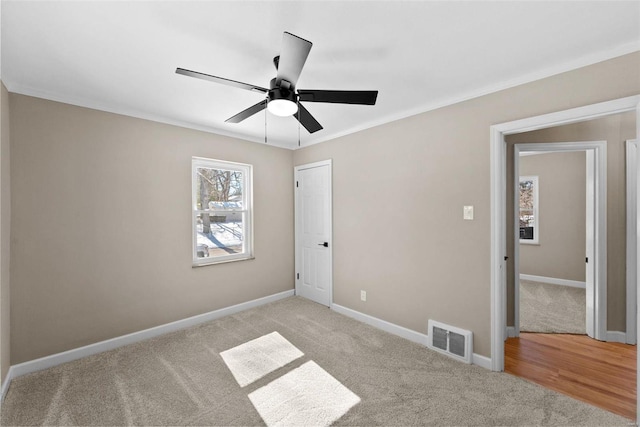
177,31 -> 377,133
267,98 -> 298,117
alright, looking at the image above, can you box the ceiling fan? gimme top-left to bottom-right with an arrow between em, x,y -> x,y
176,32 -> 378,134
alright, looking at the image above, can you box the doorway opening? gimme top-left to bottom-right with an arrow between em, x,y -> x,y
516,154 -> 586,336
490,96 -> 640,421
510,142 -> 606,340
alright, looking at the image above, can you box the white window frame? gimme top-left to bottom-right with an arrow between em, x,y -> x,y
519,175 -> 539,245
192,157 -> 253,266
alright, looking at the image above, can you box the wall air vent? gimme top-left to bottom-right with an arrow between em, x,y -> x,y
427,319 -> 473,364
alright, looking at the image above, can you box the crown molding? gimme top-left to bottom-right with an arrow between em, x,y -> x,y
4,41 -> 638,152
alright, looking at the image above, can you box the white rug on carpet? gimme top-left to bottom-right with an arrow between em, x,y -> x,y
248,360 -> 360,427
220,331 -> 304,387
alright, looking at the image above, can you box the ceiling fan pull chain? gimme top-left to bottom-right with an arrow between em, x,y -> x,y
264,97 -> 268,144
297,98 -> 301,147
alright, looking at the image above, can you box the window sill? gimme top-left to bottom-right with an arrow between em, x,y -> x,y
192,256 -> 255,268
519,240 -> 540,246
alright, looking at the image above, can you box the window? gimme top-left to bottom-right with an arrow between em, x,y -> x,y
192,157 -> 253,266
519,176 -> 539,244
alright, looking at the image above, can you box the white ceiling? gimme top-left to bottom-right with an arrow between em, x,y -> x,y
1,1 -> 639,150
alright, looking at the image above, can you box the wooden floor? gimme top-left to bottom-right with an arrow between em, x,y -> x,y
505,333 -> 636,420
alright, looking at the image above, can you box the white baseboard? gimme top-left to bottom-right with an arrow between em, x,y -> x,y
331,303 -> 491,370
519,274 -> 586,289
506,326 -> 517,338
471,353 -> 492,370
606,330 -> 627,343
331,303 -> 429,346
0,366 -> 14,403
7,289 -> 295,383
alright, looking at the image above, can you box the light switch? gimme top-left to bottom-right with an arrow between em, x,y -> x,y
463,205 -> 474,220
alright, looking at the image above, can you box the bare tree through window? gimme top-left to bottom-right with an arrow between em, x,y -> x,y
192,158 -> 253,265
519,176 -> 538,242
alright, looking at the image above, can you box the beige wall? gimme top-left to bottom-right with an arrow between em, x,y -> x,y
5,52 -> 640,364
505,112 -> 635,332
518,151 -> 586,281
9,94 -> 294,363
293,52 -> 640,357
1,81 -> 11,382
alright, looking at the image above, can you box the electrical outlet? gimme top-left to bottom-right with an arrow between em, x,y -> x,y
360,290 -> 367,301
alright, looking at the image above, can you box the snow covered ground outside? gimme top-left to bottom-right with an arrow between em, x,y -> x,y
197,222 -> 243,251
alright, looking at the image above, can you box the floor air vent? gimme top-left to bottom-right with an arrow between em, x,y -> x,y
427,320 -> 473,364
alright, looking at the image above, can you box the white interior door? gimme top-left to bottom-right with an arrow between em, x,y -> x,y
295,160 -> 332,307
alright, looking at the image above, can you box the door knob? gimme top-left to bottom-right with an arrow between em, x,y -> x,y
318,242 -> 329,247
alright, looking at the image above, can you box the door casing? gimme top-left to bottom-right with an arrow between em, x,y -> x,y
490,95 -> 640,375
626,139 -> 638,345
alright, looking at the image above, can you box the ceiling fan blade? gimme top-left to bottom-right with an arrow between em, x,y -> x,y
176,68 -> 268,94
297,90 -> 378,105
295,103 -> 323,134
225,99 -> 268,123
276,32 -> 312,87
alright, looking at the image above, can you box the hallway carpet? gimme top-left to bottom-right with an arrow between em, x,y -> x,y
520,280 -> 586,334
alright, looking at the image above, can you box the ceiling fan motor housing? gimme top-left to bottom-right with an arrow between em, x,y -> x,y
268,77 -> 297,104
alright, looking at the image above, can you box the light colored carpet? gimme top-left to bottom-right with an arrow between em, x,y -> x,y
1,296 -> 627,426
220,331 -> 303,387
224,332 -> 359,426
248,360 -> 360,427
520,280 -> 587,334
